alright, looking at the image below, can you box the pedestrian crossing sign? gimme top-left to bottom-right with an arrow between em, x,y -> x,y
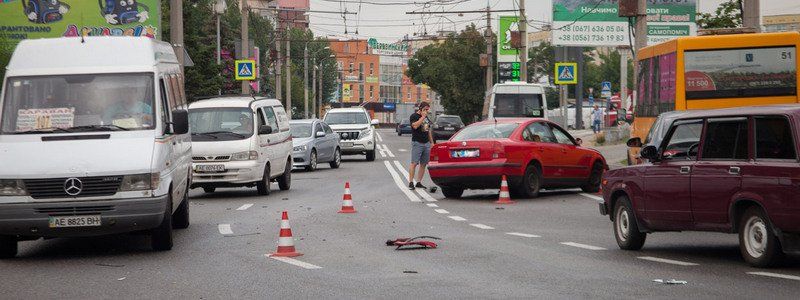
555,62 -> 577,85
235,60 -> 257,81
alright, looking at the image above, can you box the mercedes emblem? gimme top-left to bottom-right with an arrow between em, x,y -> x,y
64,178 -> 83,196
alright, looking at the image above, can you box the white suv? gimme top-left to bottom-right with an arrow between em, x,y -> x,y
188,97 -> 293,195
323,107 -> 379,161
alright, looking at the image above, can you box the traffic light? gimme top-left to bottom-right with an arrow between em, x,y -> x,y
499,62 -> 521,83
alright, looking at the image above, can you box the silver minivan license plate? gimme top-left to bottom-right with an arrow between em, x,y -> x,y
49,215 -> 102,228
197,164 -> 225,172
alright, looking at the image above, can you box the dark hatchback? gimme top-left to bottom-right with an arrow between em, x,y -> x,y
601,105 -> 800,267
396,119 -> 413,136
432,115 -> 464,140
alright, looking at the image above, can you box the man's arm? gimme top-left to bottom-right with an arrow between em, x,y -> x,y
411,114 -> 425,129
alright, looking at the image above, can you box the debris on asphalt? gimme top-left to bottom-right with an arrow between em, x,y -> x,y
403,270 -> 419,274
282,198 -> 289,201
386,236 -> 441,250
117,277 -> 126,281
429,186 -> 438,193
495,207 -> 505,210
95,263 -> 125,268
653,279 -> 687,285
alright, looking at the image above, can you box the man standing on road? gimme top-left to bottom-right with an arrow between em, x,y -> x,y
408,102 -> 434,190
592,105 -> 602,134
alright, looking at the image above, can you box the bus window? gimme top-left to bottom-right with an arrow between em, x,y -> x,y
684,47 -> 797,100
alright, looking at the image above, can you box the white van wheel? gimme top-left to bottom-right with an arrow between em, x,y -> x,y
151,189 -> 174,251
257,164 -> 271,195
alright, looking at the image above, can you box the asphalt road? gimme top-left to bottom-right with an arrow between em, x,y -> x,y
2,129 -> 800,299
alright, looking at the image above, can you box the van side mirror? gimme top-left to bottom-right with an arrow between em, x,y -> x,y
259,125 -> 273,135
170,109 -> 189,134
371,119 -> 380,126
315,131 -> 326,138
640,145 -> 659,161
627,137 -> 642,147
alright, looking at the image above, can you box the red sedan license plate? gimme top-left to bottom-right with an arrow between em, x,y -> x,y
451,149 -> 479,158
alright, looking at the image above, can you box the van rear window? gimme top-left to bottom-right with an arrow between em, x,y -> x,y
494,94 -> 543,117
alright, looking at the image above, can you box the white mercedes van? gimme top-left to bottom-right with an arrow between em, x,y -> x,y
0,37 -> 192,257
487,82 -> 549,119
188,97 -> 293,195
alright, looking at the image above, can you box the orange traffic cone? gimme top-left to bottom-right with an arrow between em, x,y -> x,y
495,175 -> 515,204
339,182 -> 357,213
270,211 -> 303,257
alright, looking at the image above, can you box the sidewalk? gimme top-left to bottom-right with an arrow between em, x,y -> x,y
569,129 -> 629,169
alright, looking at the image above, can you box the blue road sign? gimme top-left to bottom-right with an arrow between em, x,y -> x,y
554,62 -> 577,84
235,60 -> 256,81
601,81 -> 611,98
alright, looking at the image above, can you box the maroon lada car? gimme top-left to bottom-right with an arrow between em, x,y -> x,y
601,105 -> 800,267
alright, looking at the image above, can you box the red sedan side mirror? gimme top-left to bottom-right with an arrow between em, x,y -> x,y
575,138 -> 583,146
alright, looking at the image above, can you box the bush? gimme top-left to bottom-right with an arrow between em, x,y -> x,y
595,132 -> 606,145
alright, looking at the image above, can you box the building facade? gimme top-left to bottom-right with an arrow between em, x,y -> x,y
763,14 -> 800,32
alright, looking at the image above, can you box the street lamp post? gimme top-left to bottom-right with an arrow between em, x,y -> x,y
214,0 -> 226,65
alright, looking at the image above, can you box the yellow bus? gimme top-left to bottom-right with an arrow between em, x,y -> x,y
628,31 -> 800,163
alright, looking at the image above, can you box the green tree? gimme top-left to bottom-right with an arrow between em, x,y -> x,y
584,50 -> 633,99
697,0 -> 742,29
0,36 -> 14,80
527,41 -> 554,84
407,25 -> 487,122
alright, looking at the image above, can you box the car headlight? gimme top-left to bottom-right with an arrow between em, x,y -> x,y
0,179 -> 27,196
293,145 -> 307,152
231,150 -> 259,161
120,173 -> 159,191
360,128 -> 372,138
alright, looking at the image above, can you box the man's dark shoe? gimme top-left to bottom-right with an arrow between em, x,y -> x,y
415,182 -> 427,189
408,182 -> 415,190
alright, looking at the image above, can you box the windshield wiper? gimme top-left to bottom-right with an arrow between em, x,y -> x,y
69,124 -> 130,131
191,132 -> 219,139
14,127 -> 73,134
194,131 -> 246,138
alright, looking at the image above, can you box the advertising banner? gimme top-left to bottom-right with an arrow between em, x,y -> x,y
497,15 -> 519,63
552,0 -> 696,47
0,0 -> 160,44
684,47 -> 797,99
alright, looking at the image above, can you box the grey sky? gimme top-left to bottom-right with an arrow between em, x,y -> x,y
308,0 -> 800,42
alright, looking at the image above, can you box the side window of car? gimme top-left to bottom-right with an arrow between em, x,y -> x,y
315,123 -> 324,135
550,124 -> 574,145
755,116 -> 797,160
158,78 -> 171,133
262,106 -> 279,132
527,122 -> 555,143
257,107 -> 267,128
662,120 -> 703,160
701,118 -> 748,160
521,127 -> 533,141
323,123 -> 333,134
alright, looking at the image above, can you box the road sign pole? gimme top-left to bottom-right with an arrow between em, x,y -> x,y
573,47 -> 584,130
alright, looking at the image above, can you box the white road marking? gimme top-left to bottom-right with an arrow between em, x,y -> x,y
638,256 -> 698,266
218,224 -> 233,235
392,160 -> 410,181
236,204 -> 254,211
470,223 -> 495,230
392,161 -> 438,202
267,255 -> 323,269
398,148 -> 408,152
381,144 -> 396,158
506,232 -> 541,238
448,216 -> 467,221
376,132 -> 383,142
560,242 -> 606,251
580,193 -> 604,203
377,150 -> 386,158
434,209 -> 450,214
748,272 -> 800,281
426,203 -> 439,207
383,161 -> 422,202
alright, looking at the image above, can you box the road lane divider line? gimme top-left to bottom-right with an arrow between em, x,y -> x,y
470,223 -> 494,230
384,161 -> 423,202
560,242 -> 606,251
434,209 -> 450,214
398,148 -> 408,152
383,145 -> 396,158
506,232 -> 541,238
580,193 -> 604,203
236,204 -> 254,211
426,203 -> 439,207
267,255 -> 323,269
637,256 -> 698,266
376,132 -> 383,142
392,160 -> 410,181
218,224 -> 233,235
378,150 -> 386,158
391,160 -> 438,202
448,216 -> 467,221
747,272 -> 800,281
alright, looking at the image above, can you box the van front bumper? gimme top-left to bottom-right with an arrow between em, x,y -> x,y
191,160 -> 263,187
0,195 -> 168,238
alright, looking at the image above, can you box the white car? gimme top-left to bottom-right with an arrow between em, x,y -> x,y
323,107 -> 379,161
188,97 -> 293,195
0,37 -> 192,257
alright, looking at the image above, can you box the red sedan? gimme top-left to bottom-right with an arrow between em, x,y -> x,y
429,118 -> 607,198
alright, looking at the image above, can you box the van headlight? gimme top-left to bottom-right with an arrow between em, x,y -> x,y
0,179 -> 27,196
120,173 -> 159,191
360,128 -> 372,138
231,151 -> 259,161
293,145 -> 307,152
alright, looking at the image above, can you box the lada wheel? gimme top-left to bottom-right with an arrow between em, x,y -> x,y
739,207 -> 783,267
613,196 -> 646,250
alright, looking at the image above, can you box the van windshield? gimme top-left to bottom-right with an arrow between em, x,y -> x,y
189,108 -> 254,141
0,73 -> 155,134
494,93 -> 543,118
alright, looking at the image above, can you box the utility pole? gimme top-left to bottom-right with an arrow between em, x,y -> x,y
285,39 -> 292,119
620,46 -> 629,113
743,0 -> 761,32
170,0 -> 184,75
518,0 -> 528,82
240,0 -> 250,95
312,60 -> 317,118
481,4 -> 493,119
304,45 -> 309,119
275,35 -> 282,101
319,66 -> 323,117
630,0 -> 647,112
573,47 -> 584,130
